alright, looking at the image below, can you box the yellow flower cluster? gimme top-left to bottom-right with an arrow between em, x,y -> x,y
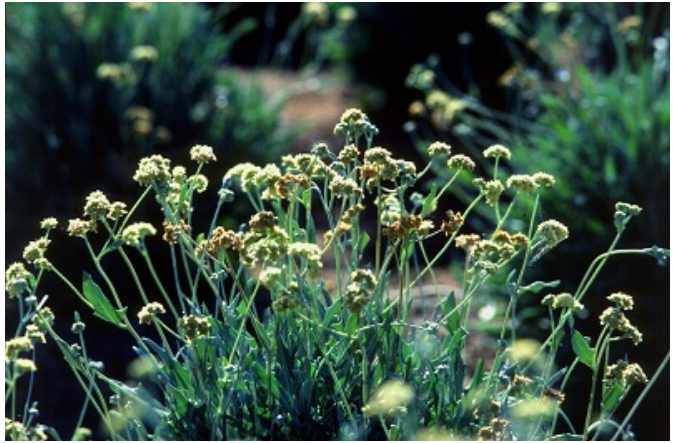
599,292 -> 642,345
344,269 -> 377,314
137,302 -> 166,325
180,315 -> 211,341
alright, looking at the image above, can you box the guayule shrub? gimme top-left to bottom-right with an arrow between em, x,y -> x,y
5,110 -> 668,440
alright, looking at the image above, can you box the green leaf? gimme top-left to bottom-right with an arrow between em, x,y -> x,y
346,314 -> 359,336
466,358 -> 484,393
166,384 -> 190,416
400,241 -> 415,263
420,183 -> 438,217
357,232 -> 371,254
322,298 -> 342,328
82,273 -> 126,328
572,331 -> 595,369
301,188 -> 312,209
144,339 -> 191,392
441,291 -> 460,334
601,381 -> 626,416
519,280 -> 561,294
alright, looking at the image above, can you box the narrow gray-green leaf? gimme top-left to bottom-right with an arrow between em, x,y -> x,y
519,279 -> 561,294
601,381 -> 626,416
420,183 -> 438,218
82,272 -> 125,328
572,331 -> 595,369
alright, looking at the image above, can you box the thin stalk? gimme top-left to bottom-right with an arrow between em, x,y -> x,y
169,245 -> 187,314
51,266 -> 93,310
550,358 -> 581,435
227,280 -> 262,363
493,157 -> 502,222
21,348 -> 37,423
190,197 -> 225,300
117,247 -> 150,305
384,193 -> 485,316
583,329 -> 612,439
375,179 -> 383,273
140,247 -> 180,320
117,186 -> 153,235
500,189 -> 541,342
70,375 -> 95,440
151,317 -> 175,359
360,318 -> 368,406
427,170 -> 461,216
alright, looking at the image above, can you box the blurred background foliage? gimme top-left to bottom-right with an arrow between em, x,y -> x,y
5,2 -> 301,261
4,2 -> 669,440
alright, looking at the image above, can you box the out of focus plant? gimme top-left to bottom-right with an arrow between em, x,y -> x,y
5,2 -> 295,248
268,2 -> 357,71
405,3 -> 669,245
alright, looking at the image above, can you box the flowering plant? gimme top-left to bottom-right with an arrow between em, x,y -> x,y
5,110 -> 668,440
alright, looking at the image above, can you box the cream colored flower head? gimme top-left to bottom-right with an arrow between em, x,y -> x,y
190,144 -> 217,164
483,144 -> 511,160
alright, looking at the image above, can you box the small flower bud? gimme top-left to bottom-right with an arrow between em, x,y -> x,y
67,218 -> 95,238
535,220 -> 569,248
190,144 -> 217,164
483,144 -> 511,160
40,218 -> 58,230
71,322 -> 86,334
121,222 -> 156,246
14,358 -> 37,374
606,292 -> 634,310
137,302 -> 166,325
311,142 -> 332,158
447,154 -> 475,171
83,190 -> 111,220
532,172 -> 555,187
507,174 -> 538,194
428,141 -> 452,157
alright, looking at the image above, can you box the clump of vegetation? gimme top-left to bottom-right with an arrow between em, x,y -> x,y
5,2 -> 295,257
5,110 -> 668,440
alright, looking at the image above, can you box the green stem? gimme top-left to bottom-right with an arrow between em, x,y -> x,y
117,247 -> 150,305
427,171 -> 461,216
140,247 -> 180,320
375,179 -> 383,274
574,235 -> 624,303
550,358 -> 581,435
83,239 -> 153,357
51,266 -> 93,310
500,190 -> 539,342
151,317 -> 175,359
117,186 -> 153,235
383,193 -> 485,316
169,245 -> 187,314
227,280 -> 263,363
493,194 -> 519,233
360,318 -> 368,405
583,329 -> 612,439
493,157 -> 502,222
70,376 -> 95,440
